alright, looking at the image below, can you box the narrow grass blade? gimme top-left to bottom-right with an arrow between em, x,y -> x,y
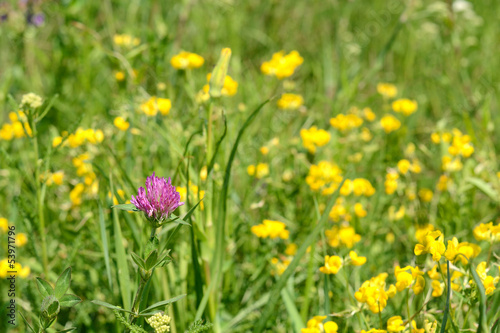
98,201 -> 113,289
281,288 -> 305,333
470,262 -> 489,333
139,294 -> 186,314
111,175 -> 131,311
91,300 -> 135,314
439,260 -> 451,333
207,114 -> 227,175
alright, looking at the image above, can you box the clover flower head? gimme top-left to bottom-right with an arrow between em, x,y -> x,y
131,172 -> 184,225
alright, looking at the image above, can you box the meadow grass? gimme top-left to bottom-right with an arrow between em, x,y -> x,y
1,0 -> 500,332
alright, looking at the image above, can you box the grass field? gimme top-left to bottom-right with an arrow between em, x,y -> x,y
1,0 -> 500,332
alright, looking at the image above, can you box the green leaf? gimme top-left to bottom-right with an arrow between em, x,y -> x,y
466,177 -> 499,203
131,252 -> 146,270
41,295 -> 60,320
471,262 -> 489,333
111,203 -> 139,211
98,201 -> 113,289
281,289 -> 304,333
19,311 -> 37,333
54,267 -> 72,299
111,174 -> 131,311
59,294 -> 82,308
91,300 -> 135,314
139,294 -> 186,314
56,328 -> 77,333
149,251 -> 172,270
145,250 -> 158,271
36,278 -> 54,298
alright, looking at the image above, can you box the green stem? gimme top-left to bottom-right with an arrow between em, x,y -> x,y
300,242 -> 316,322
406,289 -> 411,330
32,119 -> 48,278
439,260 -> 451,333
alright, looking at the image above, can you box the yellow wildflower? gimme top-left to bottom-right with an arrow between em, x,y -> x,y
392,99 -> 418,116
377,83 -> 397,98
319,255 -> 342,274
261,50 -> 303,79
418,188 -> 433,202
387,316 -> 405,332
349,251 -> 366,266
330,113 -> 363,132
0,218 -> 8,232
414,230 -> 445,261
115,71 -> 125,81
170,51 -> 204,69
114,116 -> 130,131
300,126 -> 331,153
277,93 -> 304,110
247,163 -> 270,179
251,220 -> 289,239
380,115 -> 401,133
0,259 -> 30,278
397,159 -> 411,175
15,233 -> 28,247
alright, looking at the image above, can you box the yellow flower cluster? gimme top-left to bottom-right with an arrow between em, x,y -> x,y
197,73 -> 238,102
474,262 -> 499,295
377,83 -> 397,98
271,256 -> 291,276
170,51 -> 204,69
392,99 -> 418,116
339,178 -> 375,197
177,181 -> 205,210
43,171 -> 64,186
301,316 -> 338,333
247,163 -> 270,179
0,217 -> 8,232
444,237 -> 481,264
325,225 -> 361,248
53,128 -> 104,148
387,316 -> 405,333
140,97 -> 172,116
70,153 -> 99,205
319,255 -> 342,274
114,116 -> 130,131
260,50 -> 304,79
277,93 -> 304,110
0,259 -> 30,278
251,219 -> 289,239
16,233 -> 28,247
394,265 -> 425,294
300,126 -> 331,154
328,198 -> 351,222
436,174 -> 451,191
396,159 -> 421,175
113,34 -> 140,47
414,230 -> 445,261
448,130 -> 474,157
0,111 -> 33,140
329,113 -> 363,132
380,115 -> 401,134
427,263 -> 463,297
473,221 -> 500,242
355,273 -> 396,313
384,171 -> 399,194
306,161 -> 342,194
